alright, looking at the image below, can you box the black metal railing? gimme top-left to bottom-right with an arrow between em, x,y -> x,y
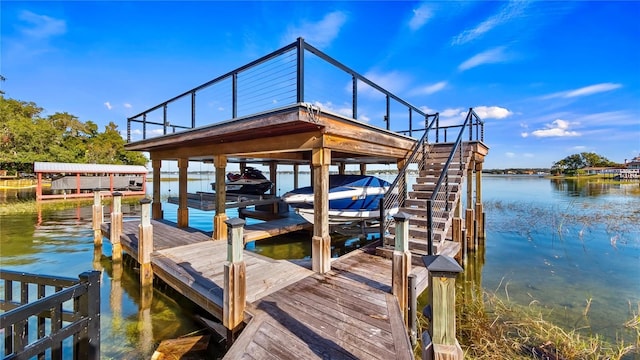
127,37 -> 432,142
0,270 -> 101,360
379,108 -> 484,251
425,108 -> 483,254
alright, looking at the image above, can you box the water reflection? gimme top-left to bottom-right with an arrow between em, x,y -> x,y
551,178 -> 640,197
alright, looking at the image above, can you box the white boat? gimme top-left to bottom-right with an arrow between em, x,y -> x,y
282,175 -> 396,224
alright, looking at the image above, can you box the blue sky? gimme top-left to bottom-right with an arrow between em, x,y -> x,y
2,1 -> 639,169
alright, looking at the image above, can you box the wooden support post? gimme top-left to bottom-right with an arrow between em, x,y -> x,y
213,155 -> 228,241
312,147 -> 331,274
392,212 -> 412,325
269,162 -> 278,213
177,158 -> 189,228
452,201 -> 462,263
152,159 -> 163,219
223,218 -> 246,348
465,209 -> 475,251
110,192 -> 123,263
423,255 -> 464,360
475,162 -> 485,242
359,163 -> 367,176
338,162 -> 346,175
138,198 -> 154,287
92,191 -> 103,246
293,164 -> 299,190
408,273 -> 417,347
36,172 -> 43,200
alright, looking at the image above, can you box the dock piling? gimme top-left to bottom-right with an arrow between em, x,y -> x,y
138,198 -> 154,287
223,218 -> 246,348
111,192 -> 123,262
392,212 -> 412,324
422,255 -> 464,360
92,191 -> 103,246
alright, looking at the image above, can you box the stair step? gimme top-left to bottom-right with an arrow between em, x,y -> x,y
407,191 -> 458,201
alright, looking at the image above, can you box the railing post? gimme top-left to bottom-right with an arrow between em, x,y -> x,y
426,200 -> 433,256
138,198 -> 153,287
110,192 -> 123,263
422,255 -> 464,360
223,218 -> 246,349
296,37 -> 305,103
77,271 -> 101,360
92,191 -> 103,246
392,212 -> 412,325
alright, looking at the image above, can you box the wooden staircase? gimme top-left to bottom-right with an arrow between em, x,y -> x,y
377,142 -> 474,264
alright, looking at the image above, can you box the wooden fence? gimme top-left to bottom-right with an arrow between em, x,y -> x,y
0,270 -> 101,360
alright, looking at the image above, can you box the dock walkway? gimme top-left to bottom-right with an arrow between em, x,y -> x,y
101,220 -> 424,359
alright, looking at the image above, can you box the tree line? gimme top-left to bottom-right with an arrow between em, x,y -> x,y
551,152 -> 619,175
0,96 -> 147,173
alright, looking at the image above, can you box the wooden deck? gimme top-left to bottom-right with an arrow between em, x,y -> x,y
101,220 -> 424,359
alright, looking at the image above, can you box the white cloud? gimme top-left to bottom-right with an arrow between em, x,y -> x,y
409,4 -> 433,31
440,108 -> 465,118
542,83 -> 623,99
452,0 -> 529,45
124,103 -> 132,109
506,152 -> 516,158
411,81 -> 447,96
572,146 -> 587,151
19,11 -> 66,39
104,102 -> 113,110
528,119 -> 580,138
358,70 -> 412,98
282,11 -> 347,48
520,132 -> 529,138
458,47 -> 509,71
149,129 -> 164,136
523,153 -> 534,158
131,129 -> 143,135
473,106 -> 512,119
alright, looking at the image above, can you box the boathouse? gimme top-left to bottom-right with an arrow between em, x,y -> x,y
118,37 -> 489,359
34,161 -> 147,200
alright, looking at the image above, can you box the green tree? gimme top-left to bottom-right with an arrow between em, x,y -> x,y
0,96 -> 147,172
552,152 -> 617,175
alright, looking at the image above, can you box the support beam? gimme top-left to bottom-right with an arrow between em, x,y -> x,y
177,158 -> 189,228
293,164 -> 299,190
359,163 -> 367,176
152,159 -> 163,219
213,155 -> 228,241
312,147 -> 331,274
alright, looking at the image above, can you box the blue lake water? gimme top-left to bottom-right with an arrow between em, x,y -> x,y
1,174 -> 638,357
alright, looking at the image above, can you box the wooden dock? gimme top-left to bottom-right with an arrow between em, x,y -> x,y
101,219 -> 426,359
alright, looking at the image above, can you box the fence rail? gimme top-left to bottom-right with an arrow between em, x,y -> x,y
0,270 -> 100,360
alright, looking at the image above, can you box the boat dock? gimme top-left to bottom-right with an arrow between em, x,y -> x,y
99,216 -> 425,359
111,38 -> 489,359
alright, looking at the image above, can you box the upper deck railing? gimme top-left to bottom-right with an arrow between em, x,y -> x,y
127,37 -> 435,142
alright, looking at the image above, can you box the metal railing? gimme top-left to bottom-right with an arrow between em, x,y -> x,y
0,270 -> 101,360
425,108 -> 483,254
379,113 -> 439,244
380,108 -> 484,252
127,37 -> 432,142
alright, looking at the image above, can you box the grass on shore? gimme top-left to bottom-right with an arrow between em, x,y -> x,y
415,286 -> 638,360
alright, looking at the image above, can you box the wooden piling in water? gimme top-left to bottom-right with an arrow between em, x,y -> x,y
92,191 -> 103,246
223,218 -> 246,348
139,198 -> 154,287
111,192 -> 123,262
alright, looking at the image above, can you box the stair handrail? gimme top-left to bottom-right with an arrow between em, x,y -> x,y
379,113 -> 439,244
426,108 -> 482,254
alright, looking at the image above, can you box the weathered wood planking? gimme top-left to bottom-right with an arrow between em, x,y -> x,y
224,252 -> 416,359
244,214 -> 311,242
